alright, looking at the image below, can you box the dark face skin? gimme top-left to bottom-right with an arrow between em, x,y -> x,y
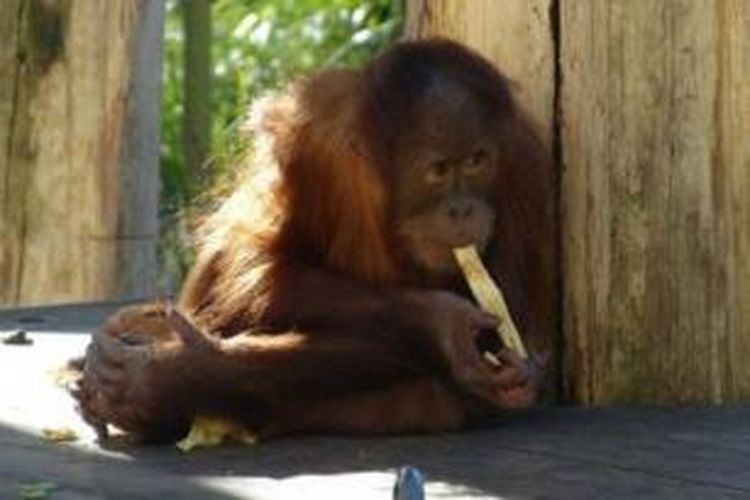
394,81 -> 499,275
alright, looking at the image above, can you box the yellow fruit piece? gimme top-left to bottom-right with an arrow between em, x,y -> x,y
48,366 -> 83,387
453,245 -> 528,359
176,415 -> 257,452
40,427 -> 78,443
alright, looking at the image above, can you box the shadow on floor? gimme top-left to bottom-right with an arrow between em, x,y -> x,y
0,423 -> 238,499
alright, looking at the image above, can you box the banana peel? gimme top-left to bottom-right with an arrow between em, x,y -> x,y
176,416 -> 257,452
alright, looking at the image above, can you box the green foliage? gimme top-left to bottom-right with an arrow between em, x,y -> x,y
17,481 -> 57,499
161,0 -> 402,212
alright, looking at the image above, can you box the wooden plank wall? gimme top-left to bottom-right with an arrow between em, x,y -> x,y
0,1 -> 163,306
406,0 -> 750,403
561,0 -> 750,404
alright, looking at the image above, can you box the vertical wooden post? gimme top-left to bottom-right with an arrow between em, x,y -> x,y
560,0 -> 750,403
0,0 -> 164,306
183,0 -> 212,186
405,0 -> 555,141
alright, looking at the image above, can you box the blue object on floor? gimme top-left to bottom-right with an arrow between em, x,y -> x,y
393,466 -> 425,500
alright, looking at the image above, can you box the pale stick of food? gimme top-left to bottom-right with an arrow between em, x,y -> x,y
453,245 -> 528,359
482,351 -> 503,367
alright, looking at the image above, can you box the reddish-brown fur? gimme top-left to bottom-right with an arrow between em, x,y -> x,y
73,39 -> 556,441
183,40 -> 553,343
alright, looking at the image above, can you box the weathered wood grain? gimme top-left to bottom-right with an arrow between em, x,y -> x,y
0,0 -> 164,307
405,0 -> 555,142
560,0 -> 750,403
0,0 -> 25,307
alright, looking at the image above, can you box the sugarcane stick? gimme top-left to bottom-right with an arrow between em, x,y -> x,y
453,245 -> 528,359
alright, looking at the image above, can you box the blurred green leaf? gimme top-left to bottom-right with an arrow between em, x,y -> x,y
17,481 -> 57,499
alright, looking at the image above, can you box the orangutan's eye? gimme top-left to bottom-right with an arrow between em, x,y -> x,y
465,149 -> 489,175
425,159 -> 451,184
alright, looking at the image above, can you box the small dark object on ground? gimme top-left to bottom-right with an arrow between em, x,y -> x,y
2,329 -> 33,346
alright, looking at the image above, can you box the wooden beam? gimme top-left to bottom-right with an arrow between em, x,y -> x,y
0,0 -> 164,306
560,0 -> 750,403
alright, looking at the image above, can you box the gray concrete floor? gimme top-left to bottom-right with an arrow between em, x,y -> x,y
1,302 -> 749,499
